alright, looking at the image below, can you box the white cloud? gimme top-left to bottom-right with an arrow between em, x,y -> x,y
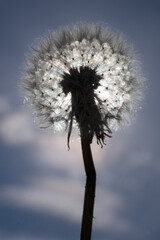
0,175 -> 129,233
0,96 -> 10,113
95,188 -> 130,232
0,177 -> 83,222
0,111 -> 34,144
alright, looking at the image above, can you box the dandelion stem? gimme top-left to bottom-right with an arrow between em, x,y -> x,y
80,133 -> 96,240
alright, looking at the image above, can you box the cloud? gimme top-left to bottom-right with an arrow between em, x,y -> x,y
0,97 -> 157,239
31,132 -> 107,180
0,101 -> 132,233
0,111 -> 34,145
0,177 -> 82,221
0,96 -> 10,113
95,187 -> 129,232
0,176 -> 128,233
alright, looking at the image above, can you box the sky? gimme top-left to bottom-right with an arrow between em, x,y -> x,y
0,0 -> 160,239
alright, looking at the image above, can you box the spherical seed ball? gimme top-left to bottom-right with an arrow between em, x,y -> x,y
21,23 -> 143,146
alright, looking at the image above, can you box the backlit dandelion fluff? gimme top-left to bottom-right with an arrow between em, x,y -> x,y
22,23 -> 142,148
21,23 -> 143,240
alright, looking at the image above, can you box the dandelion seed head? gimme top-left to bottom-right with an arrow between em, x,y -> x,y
22,23 -> 143,145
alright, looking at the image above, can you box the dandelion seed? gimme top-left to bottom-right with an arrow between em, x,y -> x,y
22,23 -> 143,147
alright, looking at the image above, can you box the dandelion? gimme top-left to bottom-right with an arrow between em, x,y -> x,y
21,23 -> 143,240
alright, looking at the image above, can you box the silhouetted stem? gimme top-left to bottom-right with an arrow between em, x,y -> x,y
80,135 -> 96,240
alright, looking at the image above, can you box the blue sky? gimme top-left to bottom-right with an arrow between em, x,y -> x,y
0,0 -> 160,239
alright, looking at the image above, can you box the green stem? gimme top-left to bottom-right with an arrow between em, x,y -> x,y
80,135 -> 96,240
